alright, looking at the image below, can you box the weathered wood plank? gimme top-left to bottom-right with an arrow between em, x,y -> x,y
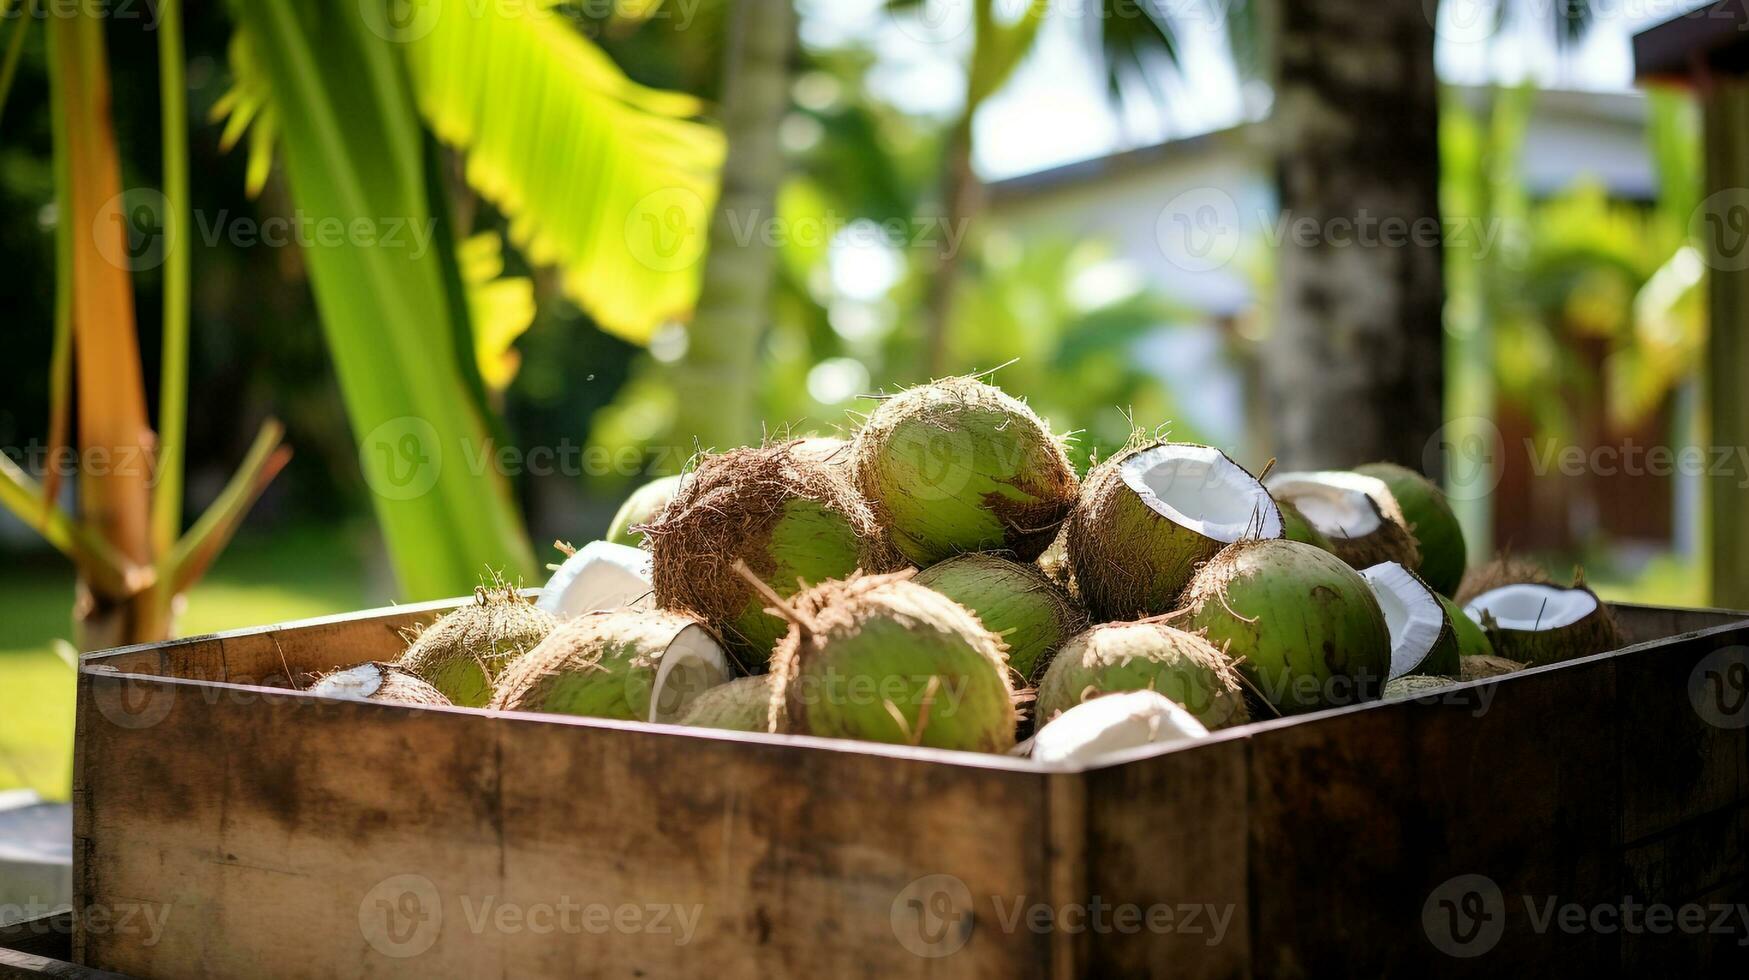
75,671 -> 1051,978
1245,659 -> 1621,977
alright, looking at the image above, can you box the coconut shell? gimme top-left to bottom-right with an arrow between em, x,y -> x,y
308,662 -> 452,707
851,377 -> 1078,566
1454,555 -> 1552,605
1067,442 -> 1282,620
643,441 -> 900,665
398,589 -> 556,707
1355,462 -> 1467,597
769,571 -> 1017,753
1472,585 -> 1624,667
489,608 -> 730,722
1459,654 -> 1525,681
913,553 -> 1088,682
676,675 -> 776,733
1035,621 -> 1250,730
1319,493 -> 1421,572
1180,539 -> 1392,715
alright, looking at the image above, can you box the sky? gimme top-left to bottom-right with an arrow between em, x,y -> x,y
797,0 -> 1714,181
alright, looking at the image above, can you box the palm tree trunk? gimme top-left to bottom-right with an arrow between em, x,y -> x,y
669,0 -> 795,452
1265,0 -> 1446,474
923,113 -> 978,378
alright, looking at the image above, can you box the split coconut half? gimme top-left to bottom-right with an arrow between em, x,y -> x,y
489,609 -> 731,723
537,541 -> 654,619
1030,690 -> 1209,767
1264,470 -> 1420,572
1463,583 -> 1623,667
1359,562 -> 1459,679
1067,442 -> 1282,619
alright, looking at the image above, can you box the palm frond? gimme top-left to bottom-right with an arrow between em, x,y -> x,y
402,0 -> 725,342
460,231 -> 537,391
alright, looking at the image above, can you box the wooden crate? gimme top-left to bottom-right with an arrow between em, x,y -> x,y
57,601 -> 1749,977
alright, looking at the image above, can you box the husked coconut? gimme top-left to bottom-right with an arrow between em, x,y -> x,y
1031,690 -> 1209,766
537,541 -> 653,619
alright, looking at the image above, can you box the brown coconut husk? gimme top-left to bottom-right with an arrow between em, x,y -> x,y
1382,674 -> 1454,700
850,376 -> 1079,563
1458,654 -> 1526,681
641,441 -> 901,653
1454,553 -> 1552,606
307,662 -> 453,707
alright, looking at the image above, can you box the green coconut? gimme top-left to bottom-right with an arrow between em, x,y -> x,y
676,675 -> 776,733
1355,462 -> 1468,597
605,474 -> 682,547
1463,582 -> 1624,667
1276,498 -> 1335,551
489,609 -> 731,722
1264,470 -> 1421,573
1066,442 -> 1283,620
1459,654 -> 1525,681
769,571 -> 1017,753
1180,539 -> 1392,715
851,377 -> 1078,566
643,441 -> 899,664
1439,594 -> 1495,659
913,553 -> 1088,682
1359,562 -> 1460,678
308,662 -> 451,707
398,588 -> 557,707
1035,621 -> 1250,730
1454,554 -> 1552,605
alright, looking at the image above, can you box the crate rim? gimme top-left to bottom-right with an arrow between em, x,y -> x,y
74,596 -> 1749,776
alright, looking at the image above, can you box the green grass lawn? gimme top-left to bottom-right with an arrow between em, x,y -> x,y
0,523 -> 392,801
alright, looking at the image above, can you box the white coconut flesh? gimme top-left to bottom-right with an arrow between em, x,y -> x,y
538,541 -> 653,619
1464,584 -> 1599,632
1265,471 -> 1387,540
1031,690 -> 1209,766
1361,562 -> 1445,679
647,625 -> 731,723
308,663 -> 390,700
1119,445 -> 1282,541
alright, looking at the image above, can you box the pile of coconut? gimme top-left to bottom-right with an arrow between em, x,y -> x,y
307,377 -> 1624,766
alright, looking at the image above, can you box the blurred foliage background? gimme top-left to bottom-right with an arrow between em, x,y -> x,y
0,0 -> 1722,798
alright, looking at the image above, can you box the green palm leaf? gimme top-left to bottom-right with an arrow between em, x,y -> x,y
401,0 -> 724,342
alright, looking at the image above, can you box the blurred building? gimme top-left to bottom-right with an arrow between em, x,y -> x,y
985,86 -> 1697,561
